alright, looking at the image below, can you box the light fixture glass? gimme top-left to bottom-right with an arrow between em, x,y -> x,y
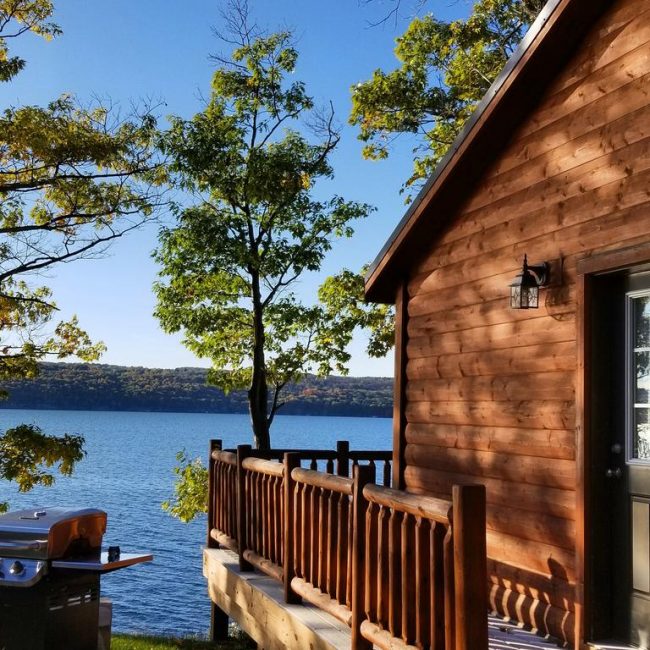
510,255 -> 549,309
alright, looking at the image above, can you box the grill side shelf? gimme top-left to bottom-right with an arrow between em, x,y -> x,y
51,551 -> 153,573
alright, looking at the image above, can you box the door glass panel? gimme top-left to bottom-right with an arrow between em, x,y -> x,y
631,295 -> 650,461
633,407 -> 650,460
635,295 -> 650,347
635,352 -> 650,403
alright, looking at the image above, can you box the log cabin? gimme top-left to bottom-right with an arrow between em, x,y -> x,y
364,0 -> 650,647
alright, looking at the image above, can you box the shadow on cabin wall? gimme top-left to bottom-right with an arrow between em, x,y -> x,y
488,558 -> 574,646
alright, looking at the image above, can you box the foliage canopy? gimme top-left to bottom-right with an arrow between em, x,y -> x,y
0,0 -> 161,508
350,0 -> 545,193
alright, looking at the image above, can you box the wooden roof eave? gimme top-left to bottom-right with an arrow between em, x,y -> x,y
364,0 -> 611,305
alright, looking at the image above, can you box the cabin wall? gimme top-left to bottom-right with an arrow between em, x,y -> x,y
401,0 -> 650,644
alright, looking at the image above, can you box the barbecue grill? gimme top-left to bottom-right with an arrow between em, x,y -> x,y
0,507 -> 152,650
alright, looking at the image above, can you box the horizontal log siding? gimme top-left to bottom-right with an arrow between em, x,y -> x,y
402,2 -> 650,646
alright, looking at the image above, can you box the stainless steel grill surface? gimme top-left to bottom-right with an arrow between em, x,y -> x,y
0,507 -> 106,560
0,507 -> 152,650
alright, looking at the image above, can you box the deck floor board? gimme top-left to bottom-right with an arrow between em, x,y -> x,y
204,548 -> 566,649
488,615 -> 563,649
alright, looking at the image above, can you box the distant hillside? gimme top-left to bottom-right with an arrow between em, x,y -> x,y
0,363 -> 393,418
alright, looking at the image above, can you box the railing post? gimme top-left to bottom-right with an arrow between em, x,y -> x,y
237,444 -> 253,571
452,484 -> 488,650
207,439 -> 229,642
336,440 -> 350,477
283,452 -> 301,604
351,464 -> 374,650
207,439 -> 222,549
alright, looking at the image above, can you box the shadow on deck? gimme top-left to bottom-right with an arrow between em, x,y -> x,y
204,548 -> 562,650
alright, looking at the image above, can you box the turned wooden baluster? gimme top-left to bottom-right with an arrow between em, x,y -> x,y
444,524 -> 455,650
413,516 -> 430,649
301,482 -> 311,580
376,504 -> 390,627
364,501 -> 378,627
430,521 -> 446,649
309,482 -> 319,585
275,474 -> 283,565
327,490 -> 339,597
318,487 -> 328,591
252,472 -> 260,555
388,508 -> 403,639
401,513 -> 416,644
336,490 -> 348,604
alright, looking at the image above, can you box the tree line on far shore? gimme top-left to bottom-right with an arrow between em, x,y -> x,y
0,363 -> 393,418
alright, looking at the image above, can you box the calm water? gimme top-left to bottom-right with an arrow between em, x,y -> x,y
0,409 -> 391,637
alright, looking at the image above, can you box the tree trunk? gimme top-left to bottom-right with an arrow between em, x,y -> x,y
249,271 -> 270,450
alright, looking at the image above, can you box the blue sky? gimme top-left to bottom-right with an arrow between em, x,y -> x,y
3,0 -> 469,376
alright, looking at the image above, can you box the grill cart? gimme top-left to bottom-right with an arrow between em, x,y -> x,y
0,507 -> 152,650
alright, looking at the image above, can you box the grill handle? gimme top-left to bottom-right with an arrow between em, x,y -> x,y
0,539 -> 46,552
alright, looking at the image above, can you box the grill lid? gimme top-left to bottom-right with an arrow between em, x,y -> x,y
0,507 -> 106,560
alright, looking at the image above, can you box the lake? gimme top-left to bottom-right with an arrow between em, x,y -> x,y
0,409 -> 391,638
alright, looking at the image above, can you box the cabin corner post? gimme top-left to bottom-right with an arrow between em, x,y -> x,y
392,280 -> 409,490
452,484 -> 488,650
207,439 -> 222,549
283,452 -> 301,604
351,465 -> 374,650
236,444 -> 254,571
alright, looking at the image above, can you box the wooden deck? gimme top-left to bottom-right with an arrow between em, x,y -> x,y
207,441 -> 490,649
205,547 -> 563,650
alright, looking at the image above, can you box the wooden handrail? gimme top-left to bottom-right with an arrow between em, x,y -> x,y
291,467 -> 353,495
207,441 -> 487,650
242,456 -> 284,477
363,484 -> 453,524
211,449 -> 237,464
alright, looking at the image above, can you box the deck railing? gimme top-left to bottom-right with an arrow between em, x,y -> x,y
208,445 -> 237,550
290,466 -> 355,624
207,439 -> 487,650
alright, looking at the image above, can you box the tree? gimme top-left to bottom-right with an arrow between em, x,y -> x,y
154,12 -> 390,450
350,0 -> 545,194
0,0 -> 161,510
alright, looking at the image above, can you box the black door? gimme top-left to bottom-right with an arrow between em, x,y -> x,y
589,271 -> 650,647
624,273 -> 650,647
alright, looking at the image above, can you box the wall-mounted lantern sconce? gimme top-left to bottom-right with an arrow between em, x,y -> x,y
510,255 -> 550,309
